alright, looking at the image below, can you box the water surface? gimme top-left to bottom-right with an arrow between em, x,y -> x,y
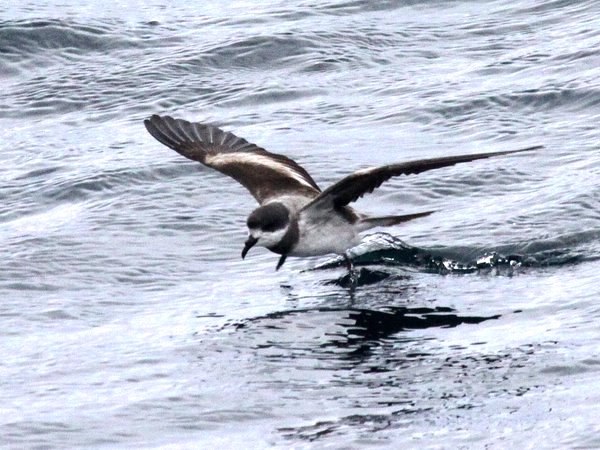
1,0 -> 600,448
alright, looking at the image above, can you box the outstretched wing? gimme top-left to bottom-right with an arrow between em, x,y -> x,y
144,115 -> 320,203
304,146 -> 542,211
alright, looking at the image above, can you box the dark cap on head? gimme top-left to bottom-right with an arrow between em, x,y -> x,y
246,202 -> 290,232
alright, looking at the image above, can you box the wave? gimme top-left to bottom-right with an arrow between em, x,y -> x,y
3,162 -> 198,209
0,19 -> 143,57
427,87 -> 600,121
312,232 -> 598,286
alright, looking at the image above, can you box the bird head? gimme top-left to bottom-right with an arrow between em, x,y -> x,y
242,202 -> 290,259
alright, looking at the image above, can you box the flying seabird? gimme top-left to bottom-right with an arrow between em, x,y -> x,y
144,115 -> 540,272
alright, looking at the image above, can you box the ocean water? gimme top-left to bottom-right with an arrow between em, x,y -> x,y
1,0 -> 600,448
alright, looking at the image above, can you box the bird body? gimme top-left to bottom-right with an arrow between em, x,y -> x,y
144,115 -> 540,271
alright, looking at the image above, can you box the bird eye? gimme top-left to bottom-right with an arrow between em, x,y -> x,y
262,220 -> 278,232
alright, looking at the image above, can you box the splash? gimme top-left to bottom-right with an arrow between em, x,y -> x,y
313,232 -> 585,276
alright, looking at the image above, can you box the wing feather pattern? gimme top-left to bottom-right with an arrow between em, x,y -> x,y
144,115 -> 320,203
305,146 -> 542,211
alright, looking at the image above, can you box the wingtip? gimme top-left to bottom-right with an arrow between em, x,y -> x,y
143,114 -> 161,130
522,144 -> 544,152
493,144 -> 544,157
514,144 -> 543,152
144,114 -> 174,126
143,114 -> 187,151
143,115 -> 162,136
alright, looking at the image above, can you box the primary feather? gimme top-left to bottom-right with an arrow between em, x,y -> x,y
144,115 -> 320,203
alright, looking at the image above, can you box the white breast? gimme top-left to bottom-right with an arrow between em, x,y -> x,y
290,212 -> 361,257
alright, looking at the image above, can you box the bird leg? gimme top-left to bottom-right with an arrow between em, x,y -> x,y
343,251 -> 358,290
343,252 -> 354,271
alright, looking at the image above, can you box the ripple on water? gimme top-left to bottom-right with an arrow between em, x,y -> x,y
1,0 -> 600,448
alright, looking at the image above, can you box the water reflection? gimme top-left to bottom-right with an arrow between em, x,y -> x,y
233,305 -> 499,363
215,287 -> 544,444
217,300 -> 546,445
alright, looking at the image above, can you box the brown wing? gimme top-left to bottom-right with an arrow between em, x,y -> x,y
144,115 -> 320,203
304,146 -> 542,211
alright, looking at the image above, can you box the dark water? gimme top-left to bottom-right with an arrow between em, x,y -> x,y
2,0 -> 600,448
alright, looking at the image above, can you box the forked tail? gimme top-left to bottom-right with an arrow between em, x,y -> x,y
358,210 -> 434,231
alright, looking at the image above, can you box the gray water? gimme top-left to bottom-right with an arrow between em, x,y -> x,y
2,0 -> 600,448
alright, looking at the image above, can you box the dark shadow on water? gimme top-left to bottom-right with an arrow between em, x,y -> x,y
217,305 -> 549,444
278,410 -> 424,443
204,279 -> 561,447
344,306 -> 497,339
229,305 -> 499,364
234,305 -> 498,331
325,268 -> 392,287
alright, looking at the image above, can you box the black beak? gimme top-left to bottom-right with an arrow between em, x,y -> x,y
241,236 -> 258,259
